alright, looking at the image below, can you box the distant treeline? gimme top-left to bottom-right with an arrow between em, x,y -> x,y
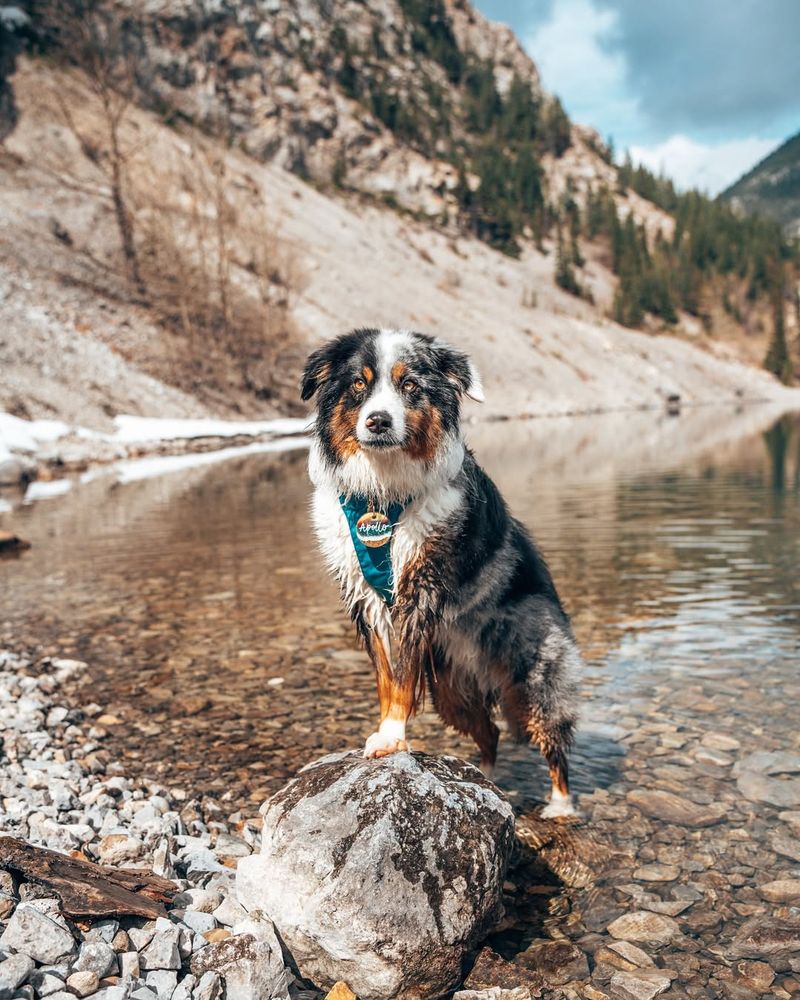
343,1 -> 798,381
331,0 -> 569,254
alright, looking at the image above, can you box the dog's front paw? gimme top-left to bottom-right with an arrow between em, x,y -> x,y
541,790 -> 579,819
363,731 -> 409,758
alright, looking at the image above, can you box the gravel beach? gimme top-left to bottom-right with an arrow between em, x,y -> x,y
0,649 -> 297,1000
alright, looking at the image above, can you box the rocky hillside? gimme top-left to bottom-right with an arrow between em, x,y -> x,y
0,0 -> 797,430
722,132 -> 800,239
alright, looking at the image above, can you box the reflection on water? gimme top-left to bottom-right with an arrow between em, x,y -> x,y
3,404 -> 800,984
1,405 -> 798,810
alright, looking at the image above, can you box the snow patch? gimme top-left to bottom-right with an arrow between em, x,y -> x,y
114,436 -> 312,483
0,413 -> 71,454
112,415 -> 310,444
24,479 -> 73,502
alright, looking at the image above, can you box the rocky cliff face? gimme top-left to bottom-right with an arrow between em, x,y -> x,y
109,0 -> 552,217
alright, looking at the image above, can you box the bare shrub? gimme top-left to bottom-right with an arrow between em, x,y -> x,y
34,0 -> 145,292
136,143 -> 303,402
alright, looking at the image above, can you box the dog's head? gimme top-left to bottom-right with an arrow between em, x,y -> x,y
301,328 -> 482,468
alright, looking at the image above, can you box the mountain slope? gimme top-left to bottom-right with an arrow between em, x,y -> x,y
1,0 -> 797,429
2,59 -> 796,433
722,132 -> 800,238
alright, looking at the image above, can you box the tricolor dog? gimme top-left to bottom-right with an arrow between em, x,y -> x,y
301,327 -> 579,817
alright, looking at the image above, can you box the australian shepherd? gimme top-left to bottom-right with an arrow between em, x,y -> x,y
301,327 -> 579,817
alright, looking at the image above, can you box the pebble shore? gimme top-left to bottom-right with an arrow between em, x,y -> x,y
3,646 -> 800,1000
0,650 -> 298,1000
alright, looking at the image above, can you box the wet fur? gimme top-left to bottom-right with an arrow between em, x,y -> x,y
302,328 -> 579,813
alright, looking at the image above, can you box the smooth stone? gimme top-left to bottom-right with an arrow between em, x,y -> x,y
632,864 -> 680,882
734,752 -> 800,807
454,991 -> 532,1000
97,834 -> 144,865
324,985 -> 357,1000
759,880 -> 800,903
700,732 -> 741,751
736,771 -> 800,809
66,970 -> 100,997
608,942 -> 655,968
0,904 -> 76,964
694,748 -> 733,767
626,790 -> 726,828
772,833 -> 800,863
609,969 -> 671,1000
607,912 -> 681,945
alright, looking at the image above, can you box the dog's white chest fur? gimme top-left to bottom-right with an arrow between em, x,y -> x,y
308,441 -> 463,629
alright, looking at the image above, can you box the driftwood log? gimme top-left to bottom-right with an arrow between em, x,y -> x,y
0,836 -> 175,920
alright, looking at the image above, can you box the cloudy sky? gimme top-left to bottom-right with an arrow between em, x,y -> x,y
474,0 -> 800,195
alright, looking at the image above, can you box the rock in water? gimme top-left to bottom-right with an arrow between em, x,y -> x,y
236,751 -> 515,1000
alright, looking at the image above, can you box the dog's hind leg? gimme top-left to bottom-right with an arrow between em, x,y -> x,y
429,653 -> 499,775
500,626 -> 579,818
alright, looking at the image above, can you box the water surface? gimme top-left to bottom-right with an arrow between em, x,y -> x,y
2,404 -> 800,989
1,406 -> 798,808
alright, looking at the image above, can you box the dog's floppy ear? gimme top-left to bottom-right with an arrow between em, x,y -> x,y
301,331 -> 363,401
432,339 -> 485,402
300,346 -> 332,401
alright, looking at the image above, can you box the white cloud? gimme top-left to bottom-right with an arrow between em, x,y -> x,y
628,134 -> 779,196
524,0 -> 642,136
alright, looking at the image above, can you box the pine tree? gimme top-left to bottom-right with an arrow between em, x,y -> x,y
541,96 -> 571,157
764,272 -> 792,383
555,220 -> 580,296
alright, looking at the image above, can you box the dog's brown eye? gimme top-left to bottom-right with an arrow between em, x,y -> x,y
352,378 -> 366,393
403,379 -> 418,393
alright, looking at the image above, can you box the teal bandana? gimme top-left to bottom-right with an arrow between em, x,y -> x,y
339,494 -> 407,605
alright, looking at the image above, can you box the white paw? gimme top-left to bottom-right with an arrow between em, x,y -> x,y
541,792 -> 578,819
363,731 -> 409,759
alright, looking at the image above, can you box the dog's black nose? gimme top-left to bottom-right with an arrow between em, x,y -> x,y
365,411 -> 393,434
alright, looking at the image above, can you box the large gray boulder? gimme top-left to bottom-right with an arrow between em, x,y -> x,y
236,751 -> 515,1000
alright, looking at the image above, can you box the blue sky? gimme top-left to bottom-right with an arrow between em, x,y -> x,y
474,0 -> 800,194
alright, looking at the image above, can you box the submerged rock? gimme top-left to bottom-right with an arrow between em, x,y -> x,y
728,916 -> 800,960
237,750 -> 515,1000
625,789 -> 726,828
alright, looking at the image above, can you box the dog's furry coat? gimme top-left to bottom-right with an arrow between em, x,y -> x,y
302,328 -> 579,816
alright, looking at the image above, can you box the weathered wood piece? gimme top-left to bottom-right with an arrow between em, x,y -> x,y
0,836 -> 175,920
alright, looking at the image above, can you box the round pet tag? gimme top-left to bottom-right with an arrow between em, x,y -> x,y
356,510 -> 393,548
